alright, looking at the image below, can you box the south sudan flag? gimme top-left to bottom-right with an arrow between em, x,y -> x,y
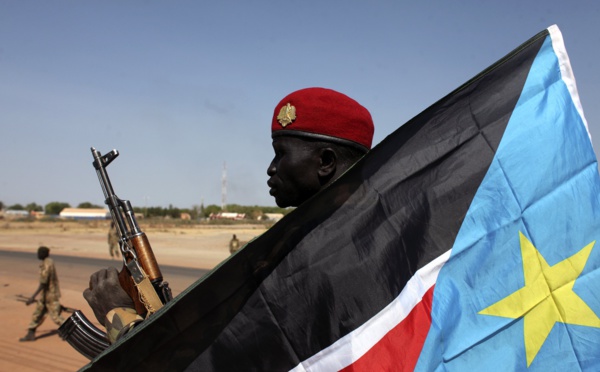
83,25 -> 600,371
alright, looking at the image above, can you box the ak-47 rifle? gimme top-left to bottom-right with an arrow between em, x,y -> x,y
59,147 -> 173,360
16,294 -> 77,313
16,294 -> 36,306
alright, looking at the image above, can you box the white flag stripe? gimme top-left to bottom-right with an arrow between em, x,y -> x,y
290,249 -> 451,372
548,24 -> 589,137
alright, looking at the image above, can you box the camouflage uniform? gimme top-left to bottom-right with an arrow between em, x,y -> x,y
229,235 -> 240,254
27,257 -> 65,329
108,225 -> 120,258
105,308 -> 144,343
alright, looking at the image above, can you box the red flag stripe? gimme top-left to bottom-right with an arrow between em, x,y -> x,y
341,287 -> 435,372
290,250 -> 450,372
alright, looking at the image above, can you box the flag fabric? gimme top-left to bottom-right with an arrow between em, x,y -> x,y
82,25 -> 600,371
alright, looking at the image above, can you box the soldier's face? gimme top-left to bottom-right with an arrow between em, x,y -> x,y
267,137 -> 322,208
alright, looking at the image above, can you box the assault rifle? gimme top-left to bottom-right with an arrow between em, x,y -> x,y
59,147 -> 173,360
16,294 -> 77,313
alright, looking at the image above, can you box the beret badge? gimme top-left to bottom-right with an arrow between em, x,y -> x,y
277,103 -> 296,127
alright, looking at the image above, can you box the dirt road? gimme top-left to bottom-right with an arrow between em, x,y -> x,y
0,221 -> 266,371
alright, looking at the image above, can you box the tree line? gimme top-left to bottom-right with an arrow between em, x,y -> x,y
0,200 -> 290,219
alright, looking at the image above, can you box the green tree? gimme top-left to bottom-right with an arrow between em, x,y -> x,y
166,205 -> 181,219
0,201 -> 4,210
78,202 -> 103,209
25,203 -> 43,212
8,204 -> 25,210
190,204 -> 203,219
146,206 -> 165,218
45,202 -> 71,215
202,204 -> 222,218
131,203 -> 291,219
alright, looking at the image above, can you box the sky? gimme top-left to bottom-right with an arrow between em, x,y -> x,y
1,1 -> 599,210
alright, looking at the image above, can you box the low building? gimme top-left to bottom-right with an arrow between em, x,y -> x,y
31,211 -> 46,219
59,208 -> 110,220
3,210 -> 30,219
209,212 -> 246,220
263,213 -> 284,222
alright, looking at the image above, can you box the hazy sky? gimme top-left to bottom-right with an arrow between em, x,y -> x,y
1,1 -> 599,209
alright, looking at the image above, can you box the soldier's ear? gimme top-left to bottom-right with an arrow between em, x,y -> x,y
318,147 -> 337,178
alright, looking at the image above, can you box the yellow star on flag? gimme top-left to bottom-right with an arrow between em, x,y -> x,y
479,232 -> 599,367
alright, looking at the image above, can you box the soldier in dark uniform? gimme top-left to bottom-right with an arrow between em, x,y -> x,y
108,221 -> 120,258
19,246 -> 65,342
83,87 -> 375,343
229,234 -> 240,254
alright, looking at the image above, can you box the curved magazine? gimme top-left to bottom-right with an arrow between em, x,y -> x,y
58,310 -> 110,360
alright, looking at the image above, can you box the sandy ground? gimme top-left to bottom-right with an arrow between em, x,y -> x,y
0,220 -> 267,372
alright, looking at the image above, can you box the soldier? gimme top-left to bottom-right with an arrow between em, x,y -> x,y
108,221 -> 120,258
83,87 -> 375,343
19,246 -> 65,342
229,234 -> 240,254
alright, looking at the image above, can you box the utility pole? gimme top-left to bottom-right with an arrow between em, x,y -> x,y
221,162 -> 227,211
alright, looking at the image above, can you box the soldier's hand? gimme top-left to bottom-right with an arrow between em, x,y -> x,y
25,297 -> 35,306
83,267 -> 135,326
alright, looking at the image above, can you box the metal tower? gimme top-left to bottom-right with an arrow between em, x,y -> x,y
221,162 -> 227,211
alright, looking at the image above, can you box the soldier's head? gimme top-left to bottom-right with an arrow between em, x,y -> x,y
37,246 -> 50,260
267,87 -> 374,208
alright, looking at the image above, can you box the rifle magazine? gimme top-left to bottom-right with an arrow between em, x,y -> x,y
58,310 -> 110,360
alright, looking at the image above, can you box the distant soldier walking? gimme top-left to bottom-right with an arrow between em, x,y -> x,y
19,246 -> 65,342
108,221 -> 120,258
229,234 -> 240,254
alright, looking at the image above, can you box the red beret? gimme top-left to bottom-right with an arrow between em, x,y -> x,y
271,87 -> 374,151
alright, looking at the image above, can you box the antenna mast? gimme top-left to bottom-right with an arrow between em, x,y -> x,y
221,162 -> 227,211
